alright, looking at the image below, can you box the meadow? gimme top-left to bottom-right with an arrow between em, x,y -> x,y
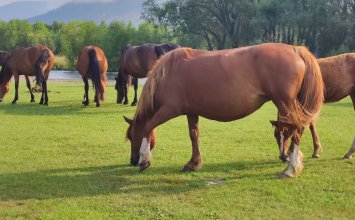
0,80 -> 354,219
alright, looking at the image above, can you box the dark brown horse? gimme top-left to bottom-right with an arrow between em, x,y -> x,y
116,43 -> 180,106
344,138 -> 355,159
0,45 -> 54,105
76,46 -> 108,107
274,53 -> 355,159
124,43 -> 324,178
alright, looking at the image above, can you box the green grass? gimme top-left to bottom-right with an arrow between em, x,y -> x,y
0,80 -> 354,219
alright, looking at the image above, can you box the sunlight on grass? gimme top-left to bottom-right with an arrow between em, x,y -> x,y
0,81 -> 354,219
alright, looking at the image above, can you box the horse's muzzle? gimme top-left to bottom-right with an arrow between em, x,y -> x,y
279,154 -> 290,163
130,157 -> 139,166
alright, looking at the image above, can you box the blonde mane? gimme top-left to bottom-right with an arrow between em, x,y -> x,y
134,48 -> 195,121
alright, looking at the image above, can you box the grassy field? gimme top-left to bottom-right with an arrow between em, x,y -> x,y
0,80 -> 354,219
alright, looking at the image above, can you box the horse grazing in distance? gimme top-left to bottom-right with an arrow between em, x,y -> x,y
0,45 -> 54,105
76,46 -> 108,107
277,53 -> 355,159
116,43 -> 180,106
124,43 -> 324,179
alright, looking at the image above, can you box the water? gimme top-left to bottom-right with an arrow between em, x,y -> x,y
49,70 -> 147,84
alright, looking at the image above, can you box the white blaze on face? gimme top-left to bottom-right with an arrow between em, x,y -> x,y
279,132 -> 284,156
139,137 -> 152,164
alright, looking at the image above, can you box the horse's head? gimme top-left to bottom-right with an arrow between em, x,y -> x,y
270,120 -> 298,162
124,116 -> 156,170
116,73 -> 124,103
0,51 -> 10,66
0,64 -> 11,102
155,43 -> 181,58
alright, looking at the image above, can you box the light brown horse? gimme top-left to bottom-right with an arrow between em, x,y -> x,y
124,43 -> 324,178
0,45 -> 54,105
76,46 -> 108,107
116,43 -> 180,106
275,53 -> 355,159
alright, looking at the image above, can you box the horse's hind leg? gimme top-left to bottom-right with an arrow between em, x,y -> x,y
25,76 -> 35,102
123,81 -> 129,105
344,137 -> 355,159
183,115 -> 202,172
82,77 -> 89,106
39,80 -> 48,105
279,128 -> 305,178
351,91 -> 355,111
131,77 -> 138,106
94,92 -> 100,107
309,121 -> 322,158
12,74 -> 19,104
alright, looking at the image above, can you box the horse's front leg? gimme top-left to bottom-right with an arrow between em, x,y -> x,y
123,81 -> 129,105
131,77 -> 138,106
25,76 -> 35,102
183,115 -> 202,171
11,74 -> 19,104
279,128 -> 304,179
344,137 -> 355,159
309,121 -> 322,158
138,107 -> 179,172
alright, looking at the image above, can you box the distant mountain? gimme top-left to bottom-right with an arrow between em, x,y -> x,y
28,0 -> 146,26
0,1 -> 61,21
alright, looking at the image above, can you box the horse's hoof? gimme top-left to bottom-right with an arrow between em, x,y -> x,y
278,172 -> 294,179
312,154 -> 320,158
131,102 -> 137,106
96,104 -> 100,107
0,99 -> 3,102
343,155 -> 352,159
30,100 -> 35,103
123,102 -> 128,105
11,101 -> 17,105
139,161 -> 150,172
44,103 -> 48,106
182,165 -> 193,172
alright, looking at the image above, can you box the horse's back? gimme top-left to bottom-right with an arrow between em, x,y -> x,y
150,43 -> 307,121
7,45 -> 54,75
318,53 -> 355,102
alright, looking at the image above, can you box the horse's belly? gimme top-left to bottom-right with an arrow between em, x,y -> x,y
185,96 -> 268,122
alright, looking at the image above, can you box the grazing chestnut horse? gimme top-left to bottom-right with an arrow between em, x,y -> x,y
124,43 -> 324,178
0,45 -> 54,105
116,43 -> 180,106
76,46 -> 108,107
275,53 -> 355,159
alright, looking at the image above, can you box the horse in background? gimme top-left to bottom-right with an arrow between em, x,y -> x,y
276,53 -> 355,159
344,138 -> 355,159
76,46 -> 108,107
124,44 -> 324,178
0,45 -> 54,105
116,43 -> 180,106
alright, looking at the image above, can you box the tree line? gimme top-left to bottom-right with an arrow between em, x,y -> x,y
0,0 -> 354,71
143,0 -> 355,56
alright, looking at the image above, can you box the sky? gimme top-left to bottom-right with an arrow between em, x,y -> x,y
0,0 -> 115,7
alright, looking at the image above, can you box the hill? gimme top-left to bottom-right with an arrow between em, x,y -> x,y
0,1 -> 60,21
28,0 -> 146,25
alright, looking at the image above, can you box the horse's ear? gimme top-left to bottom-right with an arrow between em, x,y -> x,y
270,120 -> 278,127
123,116 -> 133,125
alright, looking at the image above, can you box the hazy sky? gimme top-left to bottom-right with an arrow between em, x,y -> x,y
0,0 -> 115,7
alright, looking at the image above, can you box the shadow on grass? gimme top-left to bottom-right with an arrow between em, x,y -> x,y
0,101 -> 134,116
0,160 -> 280,201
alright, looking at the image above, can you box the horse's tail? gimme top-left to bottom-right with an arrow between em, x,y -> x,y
134,47 -> 195,121
88,48 -> 105,101
285,46 -> 324,128
35,48 -> 51,87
